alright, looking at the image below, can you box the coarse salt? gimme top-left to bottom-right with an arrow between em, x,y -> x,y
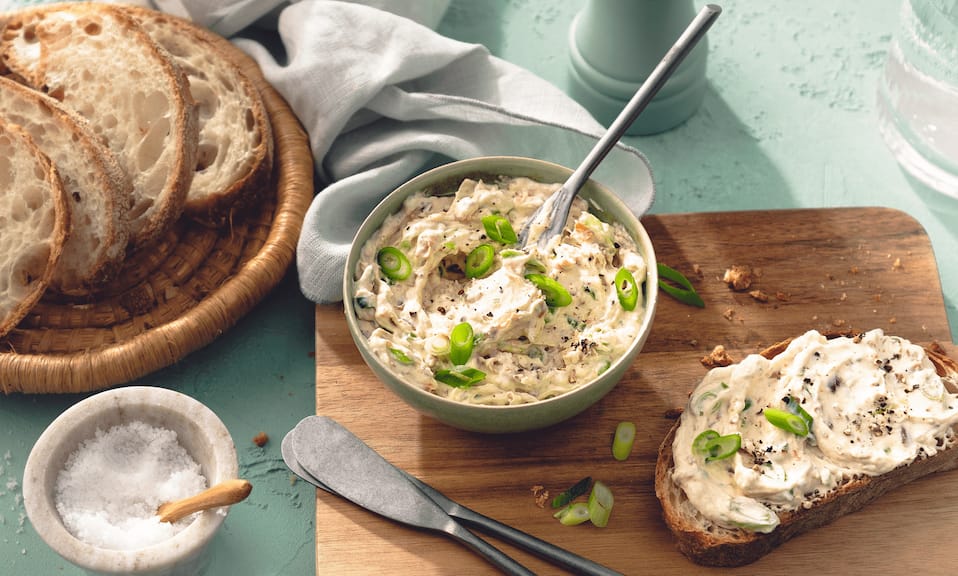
54,421 -> 207,550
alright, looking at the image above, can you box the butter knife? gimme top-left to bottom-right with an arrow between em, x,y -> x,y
284,417 -> 622,576
289,416 -> 534,576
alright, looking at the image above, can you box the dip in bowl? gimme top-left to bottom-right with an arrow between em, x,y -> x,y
344,156 -> 657,433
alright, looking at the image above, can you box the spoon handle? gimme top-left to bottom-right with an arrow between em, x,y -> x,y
570,3 -> 722,189
157,478 -> 252,523
523,4 -> 722,248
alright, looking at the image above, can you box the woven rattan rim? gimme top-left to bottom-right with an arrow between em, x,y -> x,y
0,22 -> 314,394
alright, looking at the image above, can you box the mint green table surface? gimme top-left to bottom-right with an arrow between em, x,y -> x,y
1,1 -> 955,575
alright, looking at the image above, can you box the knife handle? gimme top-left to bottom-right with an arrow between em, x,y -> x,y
448,521 -> 537,576
456,509 -> 624,576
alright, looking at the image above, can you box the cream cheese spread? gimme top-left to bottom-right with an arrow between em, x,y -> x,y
353,176 -> 647,406
671,329 -> 958,533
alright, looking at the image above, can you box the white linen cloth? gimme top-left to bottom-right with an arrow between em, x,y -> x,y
1,0 -> 656,303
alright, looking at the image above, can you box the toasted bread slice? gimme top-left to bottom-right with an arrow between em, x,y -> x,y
0,119 -> 68,339
0,2 -> 198,248
121,5 -> 274,227
0,76 -> 130,294
655,330 -> 958,567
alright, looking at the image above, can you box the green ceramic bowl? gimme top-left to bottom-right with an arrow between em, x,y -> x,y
343,156 -> 658,433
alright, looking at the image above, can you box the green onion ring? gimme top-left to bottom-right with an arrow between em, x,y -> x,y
377,246 -> 412,281
704,433 -> 742,462
525,273 -> 572,307
612,421 -> 636,461
692,429 -> 720,454
465,244 -> 495,278
614,267 -> 639,311
657,263 -> 704,308
554,502 -> 591,526
481,214 -> 518,244
587,481 -> 614,528
433,366 -> 486,388
764,407 -> 809,437
448,322 -> 475,366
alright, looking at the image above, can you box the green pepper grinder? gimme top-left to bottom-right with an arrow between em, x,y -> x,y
568,0 -> 711,135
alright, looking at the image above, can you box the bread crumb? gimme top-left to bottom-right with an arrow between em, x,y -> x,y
892,257 -> 903,270
849,266 -> 860,274
889,317 -> 897,324
701,345 -> 735,368
775,291 -> 791,302
530,485 -> 549,508
832,319 -> 846,327
252,432 -> 269,447
691,264 -> 704,278
723,308 -> 735,321
722,265 -> 754,291
748,290 -> 769,303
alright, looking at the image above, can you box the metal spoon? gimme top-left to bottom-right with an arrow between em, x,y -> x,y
517,3 -> 722,249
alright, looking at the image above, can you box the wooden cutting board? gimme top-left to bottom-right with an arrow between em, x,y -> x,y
313,207 -> 956,575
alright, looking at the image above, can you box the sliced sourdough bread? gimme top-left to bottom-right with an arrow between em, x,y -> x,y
0,2 -> 198,248
0,75 -> 130,295
655,331 -> 958,567
0,119 -> 68,339
121,5 -> 274,226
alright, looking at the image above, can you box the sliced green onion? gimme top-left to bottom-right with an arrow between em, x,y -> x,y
500,249 -> 524,258
612,421 -> 636,461
377,246 -> 412,281
657,263 -> 704,308
524,258 -> 548,274
481,214 -> 518,244
614,267 -> 639,311
433,366 -> 486,388
426,335 -> 451,356
692,429 -> 720,454
388,348 -> 413,365
554,502 -> 591,526
551,476 -> 592,509
704,433 -> 741,462
764,407 -> 809,437
449,322 -> 475,365
465,244 -> 495,278
587,481 -> 614,528
785,396 -> 814,433
693,429 -> 740,462
525,273 -> 572,307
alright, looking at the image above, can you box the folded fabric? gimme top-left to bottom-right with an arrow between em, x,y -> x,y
4,0 -> 656,303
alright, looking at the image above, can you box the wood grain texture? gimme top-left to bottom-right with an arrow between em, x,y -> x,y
314,207 -> 955,575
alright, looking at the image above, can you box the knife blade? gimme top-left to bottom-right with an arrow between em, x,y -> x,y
289,416 -> 534,576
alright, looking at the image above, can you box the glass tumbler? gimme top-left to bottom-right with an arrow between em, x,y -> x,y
877,0 -> 958,199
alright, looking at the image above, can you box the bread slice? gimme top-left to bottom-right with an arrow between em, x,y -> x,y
0,119 -> 68,339
0,75 -> 130,295
655,330 -> 958,567
0,2 -> 198,248
120,5 -> 274,227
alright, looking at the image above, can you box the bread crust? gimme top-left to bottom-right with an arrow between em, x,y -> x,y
119,5 -> 274,227
0,75 -> 131,294
0,120 -> 68,339
655,337 -> 958,567
0,2 -> 198,249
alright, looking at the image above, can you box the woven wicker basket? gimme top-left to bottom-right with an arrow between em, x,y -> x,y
0,23 -> 314,394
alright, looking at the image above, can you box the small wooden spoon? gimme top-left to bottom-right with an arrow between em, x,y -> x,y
157,479 -> 252,524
